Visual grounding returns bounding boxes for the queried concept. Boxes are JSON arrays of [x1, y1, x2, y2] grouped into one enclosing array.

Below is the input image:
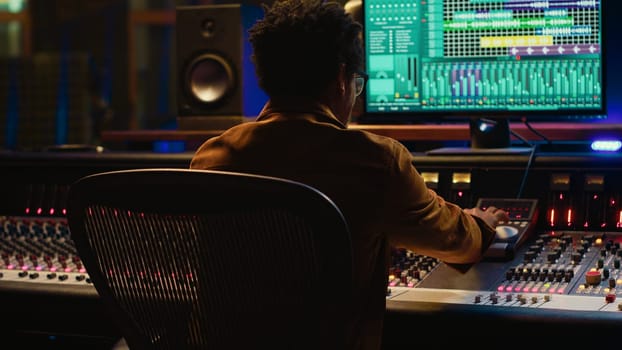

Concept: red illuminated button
[[585, 270, 602, 285]]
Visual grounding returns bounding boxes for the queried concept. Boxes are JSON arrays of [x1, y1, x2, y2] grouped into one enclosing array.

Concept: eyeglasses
[[353, 71, 368, 97]]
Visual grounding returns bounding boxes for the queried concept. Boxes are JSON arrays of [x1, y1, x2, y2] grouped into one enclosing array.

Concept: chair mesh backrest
[[67, 169, 354, 350]]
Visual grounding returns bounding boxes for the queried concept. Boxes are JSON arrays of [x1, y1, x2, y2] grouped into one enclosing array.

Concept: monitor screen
[[360, 0, 606, 125]]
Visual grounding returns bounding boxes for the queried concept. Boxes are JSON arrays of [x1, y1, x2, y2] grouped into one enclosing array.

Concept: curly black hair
[[248, 0, 363, 98]]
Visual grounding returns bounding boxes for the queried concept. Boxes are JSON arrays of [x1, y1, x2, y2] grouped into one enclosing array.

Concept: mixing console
[[0, 215, 96, 295], [4, 201, 622, 313], [389, 230, 622, 310], [387, 198, 622, 324], [2, 151, 622, 347]]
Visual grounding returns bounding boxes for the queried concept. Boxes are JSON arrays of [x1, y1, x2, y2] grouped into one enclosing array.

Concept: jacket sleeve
[[382, 141, 497, 265]]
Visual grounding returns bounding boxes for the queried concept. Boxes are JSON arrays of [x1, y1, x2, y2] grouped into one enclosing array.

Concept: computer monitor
[[360, 0, 606, 151]]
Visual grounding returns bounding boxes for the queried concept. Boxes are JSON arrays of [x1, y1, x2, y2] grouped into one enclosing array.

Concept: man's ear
[[337, 63, 347, 95]]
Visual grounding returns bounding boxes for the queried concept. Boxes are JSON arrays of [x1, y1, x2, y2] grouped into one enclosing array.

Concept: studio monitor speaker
[[176, 4, 267, 130]]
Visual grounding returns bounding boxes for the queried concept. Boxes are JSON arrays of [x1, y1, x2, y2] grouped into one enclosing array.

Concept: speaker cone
[[187, 53, 235, 105]]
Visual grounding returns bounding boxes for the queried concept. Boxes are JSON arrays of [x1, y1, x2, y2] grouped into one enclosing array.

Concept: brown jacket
[[190, 99, 496, 349]]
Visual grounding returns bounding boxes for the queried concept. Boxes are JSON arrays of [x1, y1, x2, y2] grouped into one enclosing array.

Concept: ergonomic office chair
[[66, 168, 354, 350]]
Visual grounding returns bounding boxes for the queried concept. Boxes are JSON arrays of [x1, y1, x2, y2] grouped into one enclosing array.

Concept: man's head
[[248, 0, 364, 123]]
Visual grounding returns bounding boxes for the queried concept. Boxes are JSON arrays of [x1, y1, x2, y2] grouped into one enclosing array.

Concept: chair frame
[[67, 168, 354, 349]]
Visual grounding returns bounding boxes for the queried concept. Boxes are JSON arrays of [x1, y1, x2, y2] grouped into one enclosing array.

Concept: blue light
[[591, 140, 622, 152], [153, 141, 186, 153]]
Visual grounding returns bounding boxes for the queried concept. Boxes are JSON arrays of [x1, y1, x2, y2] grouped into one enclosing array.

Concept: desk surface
[[100, 122, 622, 143]]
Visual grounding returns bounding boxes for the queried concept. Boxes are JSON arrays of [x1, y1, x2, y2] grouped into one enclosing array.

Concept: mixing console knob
[[531, 269, 540, 281], [609, 278, 616, 289], [505, 294, 513, 302], [585, 270, 602, 285], [615, 260, 621, 269], [564, 270, 573, 283], [598, 259, 604, 268], [547, 270, 556, 282], [474, 294, 482, 303], [539, 270, 548, 282], [603, 268, 610, 279], [524, 251, 537, 262], [572, 252, 583, 263]]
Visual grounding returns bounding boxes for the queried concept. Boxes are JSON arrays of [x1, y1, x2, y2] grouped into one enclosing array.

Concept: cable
[[510, 118, 537, 199], [516, 145, 536, 199], [521, 117, 552, 145], [510, 128, 533, 148]]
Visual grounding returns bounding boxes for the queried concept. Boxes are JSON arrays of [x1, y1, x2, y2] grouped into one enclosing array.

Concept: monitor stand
[[427, 118, 533, 155]]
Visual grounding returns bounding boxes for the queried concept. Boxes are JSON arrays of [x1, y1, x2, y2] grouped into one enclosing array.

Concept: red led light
[[548, 208, 556, 226]]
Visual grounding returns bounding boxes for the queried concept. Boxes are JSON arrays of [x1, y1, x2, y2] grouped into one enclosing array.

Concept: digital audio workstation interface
[[364, 0, 603, 116]]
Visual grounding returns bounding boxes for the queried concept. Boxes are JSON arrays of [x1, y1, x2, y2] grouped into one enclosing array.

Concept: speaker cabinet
[[176, 4, 267, 130]]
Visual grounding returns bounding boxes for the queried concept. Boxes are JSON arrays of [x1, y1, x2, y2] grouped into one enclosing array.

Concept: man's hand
[[464, 206, 510, 229]]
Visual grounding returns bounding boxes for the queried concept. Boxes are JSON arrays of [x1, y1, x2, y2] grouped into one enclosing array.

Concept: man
[[190, 0, 509, 349]]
